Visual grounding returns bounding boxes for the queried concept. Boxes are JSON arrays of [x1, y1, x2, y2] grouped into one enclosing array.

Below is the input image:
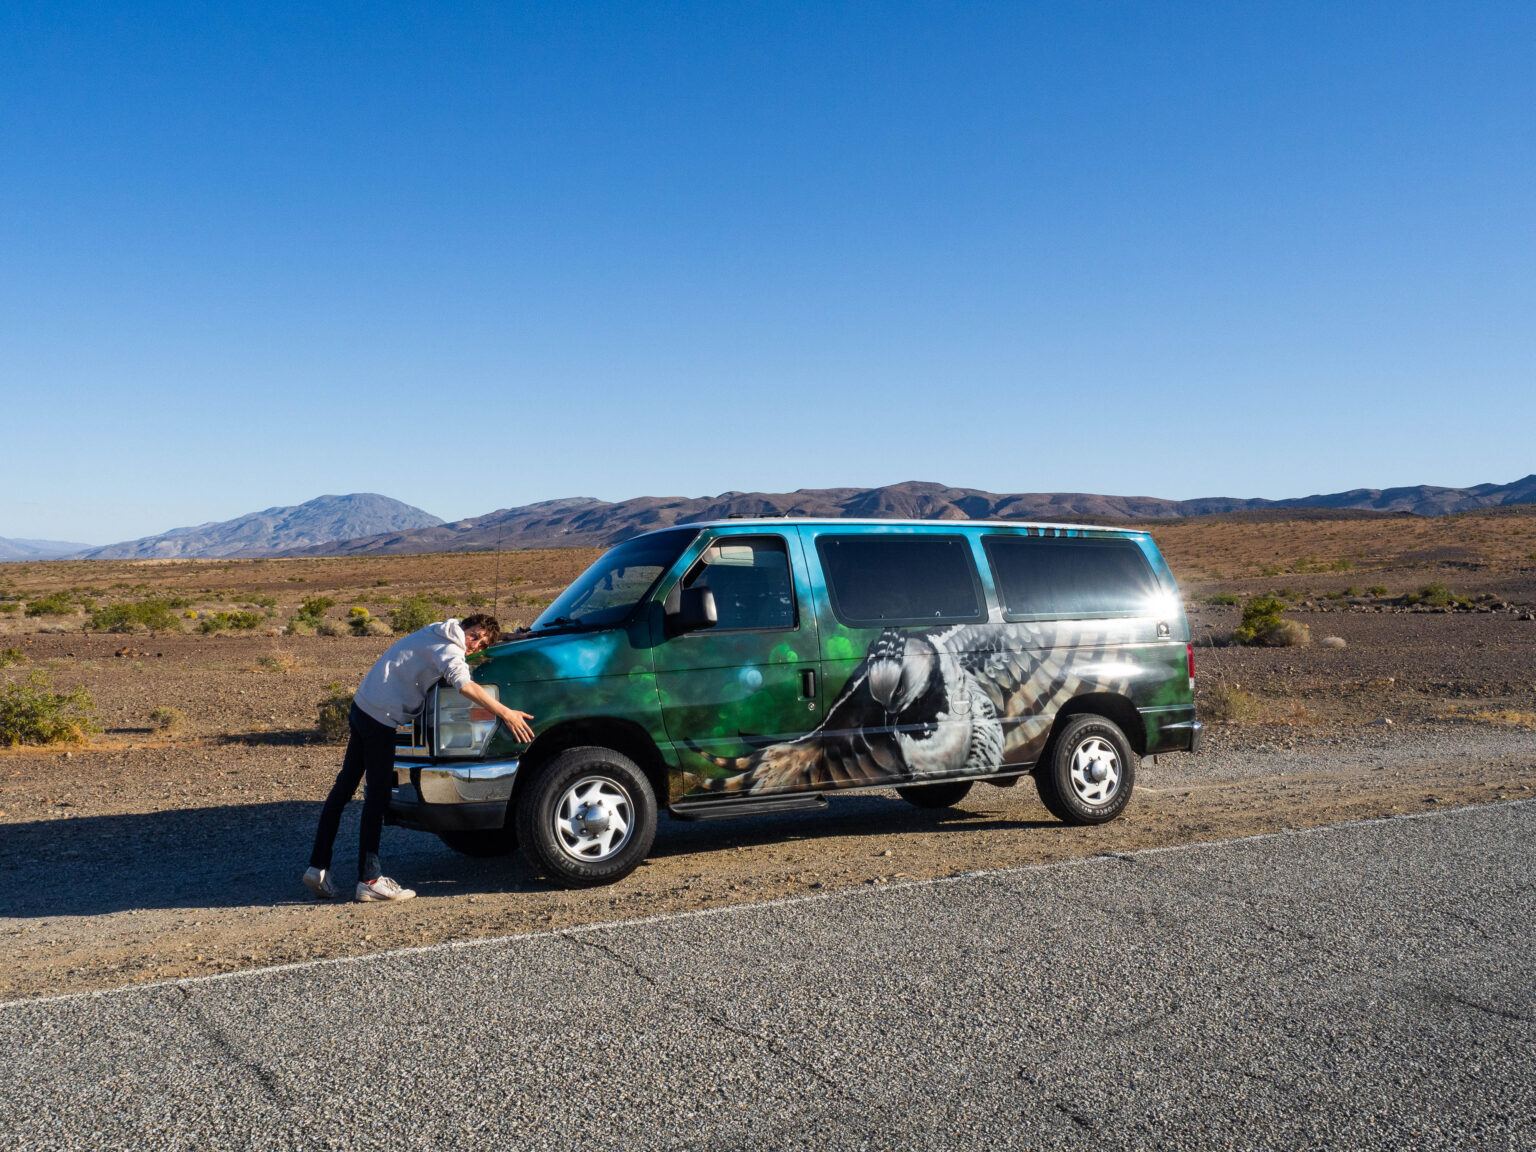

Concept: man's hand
[[459, 682, 535, 743], [497, 707, 535, 744]]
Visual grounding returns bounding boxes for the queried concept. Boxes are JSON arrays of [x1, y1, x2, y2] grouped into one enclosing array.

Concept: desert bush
[[1206, 684, 1260, 723], [197, 610, 262, 633], [246, 595, 278, 609], [465, 592, 488, 608], [316, 682, 354, 743], [1232, 595, 1287, 645], [0, 602, 18, 614], [0, 647, 24, 667], [1403, 582, 1467, 608], [388, 595, 436, 634], [1329, 558, 1353, 571], [25, 591, 77, 617], [148, 705, 186, 733], [0, 671, 97, 746], [359, 617, 391, 637], [255, 652, 299, 673], [300, 596, 336, 618], [285, 615, 316, 635], [1267, 619, 1311, 647], [1320, 636, 1347, 649], [1367, 585, 1389, 597], [90, 598, 184, 633], [347, 605, 369, 618]]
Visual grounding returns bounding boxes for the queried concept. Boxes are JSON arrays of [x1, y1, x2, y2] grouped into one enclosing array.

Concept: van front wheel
[[516, 746, 657, 888], [1035, 715, 1136, 825]]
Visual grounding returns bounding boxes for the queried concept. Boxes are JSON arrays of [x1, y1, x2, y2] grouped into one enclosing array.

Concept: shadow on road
[[0, 792, 1055, 919]]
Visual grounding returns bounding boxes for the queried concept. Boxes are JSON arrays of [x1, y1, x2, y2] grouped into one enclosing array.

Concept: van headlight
[[434, 684, 500, 758]]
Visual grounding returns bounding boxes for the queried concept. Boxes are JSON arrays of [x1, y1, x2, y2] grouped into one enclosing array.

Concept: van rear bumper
[[1159, 719, 1204, 753], [1139, 707, 1203, 754]]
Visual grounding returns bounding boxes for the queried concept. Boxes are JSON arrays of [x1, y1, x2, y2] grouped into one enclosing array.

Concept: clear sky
[[2, 2, 1532, 544]]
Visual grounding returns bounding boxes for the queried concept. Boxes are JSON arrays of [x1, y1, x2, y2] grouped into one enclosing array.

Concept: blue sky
[[2, 2, 1532, 544]]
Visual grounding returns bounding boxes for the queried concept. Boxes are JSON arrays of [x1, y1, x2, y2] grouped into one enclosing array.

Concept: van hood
[[473, 625, 642, 686]]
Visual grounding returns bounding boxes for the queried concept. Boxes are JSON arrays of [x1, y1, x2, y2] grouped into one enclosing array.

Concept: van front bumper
[[385, 757, 519, 833]]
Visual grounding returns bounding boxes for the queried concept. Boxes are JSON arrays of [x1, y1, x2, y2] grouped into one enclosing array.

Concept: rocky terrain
[[1, 505, 1533, 1000]]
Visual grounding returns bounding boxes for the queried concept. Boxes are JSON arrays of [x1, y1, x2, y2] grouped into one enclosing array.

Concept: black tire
[[516, 746, 657, 888], [1035, 714, 1137, 825], [437, 826, 516, 858], [896, 780, 974, 809]]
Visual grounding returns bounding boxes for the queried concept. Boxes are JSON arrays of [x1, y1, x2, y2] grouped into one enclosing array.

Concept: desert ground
[[2, 507, 1534, 1001]]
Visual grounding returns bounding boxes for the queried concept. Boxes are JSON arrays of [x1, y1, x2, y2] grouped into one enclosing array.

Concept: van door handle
[[800, 669, 816, 698]]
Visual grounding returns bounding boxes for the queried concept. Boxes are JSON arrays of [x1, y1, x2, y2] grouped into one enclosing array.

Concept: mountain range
[[287, 474, 1536, 556], [0, 537, 98, 562], [74, 494, 443, 560], [8, 475, 1534, 561]]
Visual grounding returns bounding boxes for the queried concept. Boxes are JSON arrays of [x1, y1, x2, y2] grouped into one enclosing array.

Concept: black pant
[[309, 703, 397, 881]]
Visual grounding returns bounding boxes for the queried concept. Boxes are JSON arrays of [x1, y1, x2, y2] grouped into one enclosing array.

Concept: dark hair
[[460, 613, 502, 643]]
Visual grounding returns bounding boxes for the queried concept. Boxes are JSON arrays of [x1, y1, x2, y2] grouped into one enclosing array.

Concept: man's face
[[464, 627, 493, 655]]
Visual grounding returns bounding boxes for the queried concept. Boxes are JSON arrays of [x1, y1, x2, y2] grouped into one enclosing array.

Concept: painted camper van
[[388, 519, 1201, 887]]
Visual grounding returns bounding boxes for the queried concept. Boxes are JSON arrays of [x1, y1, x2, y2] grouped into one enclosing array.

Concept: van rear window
[[816, 535, 985, 627], [983, 535, 1162, 619]]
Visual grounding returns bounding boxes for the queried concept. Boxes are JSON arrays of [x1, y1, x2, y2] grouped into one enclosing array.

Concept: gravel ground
[[2, 724, 1534, 1002], [1, 800, 1531, 1151]]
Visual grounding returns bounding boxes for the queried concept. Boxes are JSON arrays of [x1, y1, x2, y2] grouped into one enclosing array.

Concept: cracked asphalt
[[2, 801, 1533, 1151]]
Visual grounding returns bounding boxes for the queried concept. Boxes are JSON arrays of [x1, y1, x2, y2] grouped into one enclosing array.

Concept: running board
[[669, 794, 829, 821]]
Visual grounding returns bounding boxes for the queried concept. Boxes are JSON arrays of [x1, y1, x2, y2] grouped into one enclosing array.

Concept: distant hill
[[75, 494, 444, 560], [283, 475, 1536, 556], [0, 536, 97, 562]]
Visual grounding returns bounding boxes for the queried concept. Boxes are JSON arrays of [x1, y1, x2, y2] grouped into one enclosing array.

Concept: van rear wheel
[[896, 780, 973, 808], [1035, 714, 1136, 825], [516, 746, 657, 888]]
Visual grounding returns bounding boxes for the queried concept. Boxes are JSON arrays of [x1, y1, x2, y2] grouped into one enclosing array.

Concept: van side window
[[816, 535, 985, 626], [984, 535, 1162, 619], [681, 535, 797, 631]]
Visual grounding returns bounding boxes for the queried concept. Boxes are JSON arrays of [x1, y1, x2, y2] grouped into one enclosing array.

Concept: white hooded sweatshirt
[[353, 619, 473, 728]]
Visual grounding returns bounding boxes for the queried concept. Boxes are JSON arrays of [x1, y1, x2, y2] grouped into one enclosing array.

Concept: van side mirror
[[668, 586, 718, 636]]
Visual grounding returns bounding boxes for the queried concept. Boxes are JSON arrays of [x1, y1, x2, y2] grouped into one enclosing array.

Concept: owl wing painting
[[686, 622, 1137, 797]]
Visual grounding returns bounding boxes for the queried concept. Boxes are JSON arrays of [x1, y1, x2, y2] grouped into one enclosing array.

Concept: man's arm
[[458, 680, 535, 744]]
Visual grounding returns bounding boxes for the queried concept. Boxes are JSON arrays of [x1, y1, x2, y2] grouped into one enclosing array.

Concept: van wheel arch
[[1042, 693, 1145, 760], [515, 718, 669, 808]]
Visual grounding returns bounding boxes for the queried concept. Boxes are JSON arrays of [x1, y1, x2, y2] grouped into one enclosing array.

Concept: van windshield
[[530, 528, 700, 631]]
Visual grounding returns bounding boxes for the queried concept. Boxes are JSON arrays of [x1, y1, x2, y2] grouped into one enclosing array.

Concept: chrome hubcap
[[1068, 737, 1121, 806], [554, 776, 634, 862]]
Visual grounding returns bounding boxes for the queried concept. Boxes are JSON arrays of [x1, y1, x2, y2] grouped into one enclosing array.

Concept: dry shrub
[[1467, 709, 1536, 729], [1320, 635, 1347, 649], [0, 671, 97, 746], [317, 682, 354, 742], [1205, 684, 1260, 723], [315, 619, 344, 638], [148, 705, 186, 733], [1267, 619, 1311, 647], [255, 651, 299, 673]]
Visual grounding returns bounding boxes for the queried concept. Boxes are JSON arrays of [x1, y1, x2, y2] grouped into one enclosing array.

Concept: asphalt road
[[2, 802, 1532, 1152]]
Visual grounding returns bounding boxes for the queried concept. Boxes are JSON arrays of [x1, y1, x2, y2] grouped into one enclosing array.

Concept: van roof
[[646, 517, 1151, 536]]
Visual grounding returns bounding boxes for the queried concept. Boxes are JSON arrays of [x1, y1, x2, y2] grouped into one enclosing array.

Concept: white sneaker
[[356, 876, 416, 902], [302, 866, 336, 899]]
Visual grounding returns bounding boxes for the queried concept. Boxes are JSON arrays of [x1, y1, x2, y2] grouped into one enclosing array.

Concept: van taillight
[[1187, 643, 1195, 682]]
